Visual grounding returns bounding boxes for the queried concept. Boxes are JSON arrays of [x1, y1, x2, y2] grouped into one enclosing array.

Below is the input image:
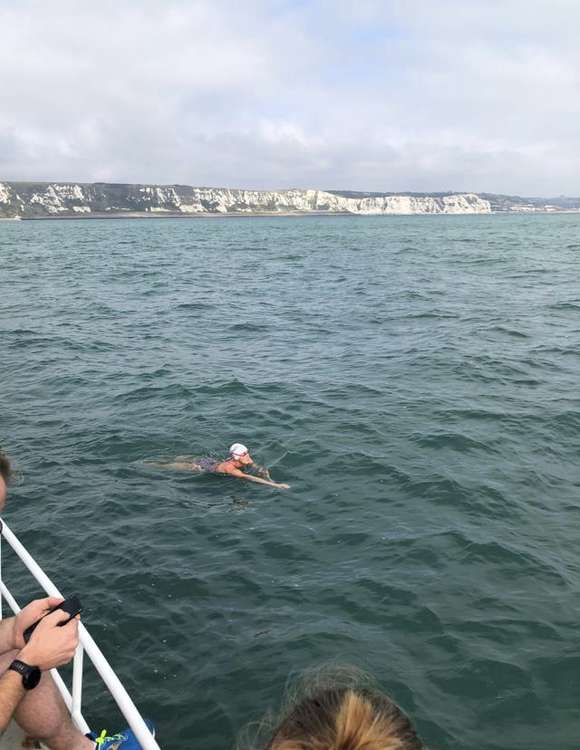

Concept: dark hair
[[0, 450, 10, 484], [241, 667, 424, 750]]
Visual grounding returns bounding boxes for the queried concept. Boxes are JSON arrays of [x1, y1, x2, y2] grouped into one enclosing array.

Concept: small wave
[[410, 431, 497, 454], [113, 383, 192, 402], [2, 328, 38, 336], [140, 365, 173, 380], [404, 312, 460, 320], [176, 302, 216, 311], [505, 268, 550, 278], [400, 290, 431, 300], [533, 345, 580, 358], [410, 477, 471, 508], [487, 325, 530, 339], [192, 378, 252, 396], [356, 578, 417, 605], [462, 541, 570, 586], [548, 301, 580, 311], [429, 657, 533, 698], [327, 531, 372, 547], [443, 408, 511, 423], [544, 410, 580, 437], [228, 322, 271, 332]]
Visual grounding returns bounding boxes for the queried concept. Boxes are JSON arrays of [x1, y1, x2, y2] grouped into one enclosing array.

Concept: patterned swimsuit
[[197, 457, 221, 473]]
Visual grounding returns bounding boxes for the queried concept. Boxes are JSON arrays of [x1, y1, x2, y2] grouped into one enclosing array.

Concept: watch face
[[23, 666, 41, 690]]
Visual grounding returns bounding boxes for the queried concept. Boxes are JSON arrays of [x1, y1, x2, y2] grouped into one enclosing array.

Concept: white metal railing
[[0, 517, 160, 750]]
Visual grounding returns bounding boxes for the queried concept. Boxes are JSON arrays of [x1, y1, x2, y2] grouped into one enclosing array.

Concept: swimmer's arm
[[229, 468, 289, 490]]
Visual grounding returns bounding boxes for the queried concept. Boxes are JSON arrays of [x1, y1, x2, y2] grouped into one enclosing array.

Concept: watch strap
[[9, 659, 33, 677], [9, 659, 40, 689]]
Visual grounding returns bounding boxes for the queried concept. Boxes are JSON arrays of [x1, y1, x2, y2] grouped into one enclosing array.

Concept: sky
[[0, 0, 579, 195]]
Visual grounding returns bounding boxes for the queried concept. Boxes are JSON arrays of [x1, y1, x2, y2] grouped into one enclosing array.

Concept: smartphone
[[23, 595, 82, 643]]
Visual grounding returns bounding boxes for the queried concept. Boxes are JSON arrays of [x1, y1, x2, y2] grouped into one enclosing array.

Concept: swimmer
[[152, 443, 290, 490]]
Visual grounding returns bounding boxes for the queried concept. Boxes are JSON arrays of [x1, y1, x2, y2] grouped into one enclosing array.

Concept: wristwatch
[[9, 659, 41, 690]]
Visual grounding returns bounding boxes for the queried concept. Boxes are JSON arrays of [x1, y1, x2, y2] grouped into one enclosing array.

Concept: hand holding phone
[[23, 595, 82, 643]]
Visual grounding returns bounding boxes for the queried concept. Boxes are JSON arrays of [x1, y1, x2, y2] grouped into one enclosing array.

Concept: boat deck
[[0, 722, 45, 749]]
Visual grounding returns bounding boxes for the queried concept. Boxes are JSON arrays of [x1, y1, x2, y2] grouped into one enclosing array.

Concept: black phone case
[[23, 595, 82, 643]]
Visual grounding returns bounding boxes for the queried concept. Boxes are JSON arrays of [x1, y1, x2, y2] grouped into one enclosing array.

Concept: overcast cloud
[[1, 0, 579, 194]]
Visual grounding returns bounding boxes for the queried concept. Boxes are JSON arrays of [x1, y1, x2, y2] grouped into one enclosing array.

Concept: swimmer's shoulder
[[214, 459, 233, 474]]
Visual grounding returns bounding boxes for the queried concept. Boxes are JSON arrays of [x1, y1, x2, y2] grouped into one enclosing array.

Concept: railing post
[[72, 644, 84, 729], [0, 518, 160, 749]]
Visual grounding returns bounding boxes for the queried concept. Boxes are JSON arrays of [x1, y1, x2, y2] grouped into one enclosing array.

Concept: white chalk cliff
[[0, 182, 492, 217]]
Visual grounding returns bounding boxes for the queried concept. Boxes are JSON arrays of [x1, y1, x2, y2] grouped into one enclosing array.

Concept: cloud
[[0, 0, 579, 194]]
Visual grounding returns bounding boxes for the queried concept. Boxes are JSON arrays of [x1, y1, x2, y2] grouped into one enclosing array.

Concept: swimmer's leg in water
[[146, 461, 202, 472]]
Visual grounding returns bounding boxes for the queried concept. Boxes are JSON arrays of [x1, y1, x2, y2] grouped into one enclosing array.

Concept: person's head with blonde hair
[[245, 667, 424, 750]]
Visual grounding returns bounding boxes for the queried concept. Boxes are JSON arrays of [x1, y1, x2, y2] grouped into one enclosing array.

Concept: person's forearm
[[243, 474, 279, 487], [0, 670, 25, 733], [0, 617, 15, 653]]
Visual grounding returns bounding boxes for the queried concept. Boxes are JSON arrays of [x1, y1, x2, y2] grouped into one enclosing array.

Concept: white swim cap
[[229, 443, 249, 458]]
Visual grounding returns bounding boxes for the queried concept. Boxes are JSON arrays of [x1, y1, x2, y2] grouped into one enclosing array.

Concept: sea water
[[1, 214, 580, 750]]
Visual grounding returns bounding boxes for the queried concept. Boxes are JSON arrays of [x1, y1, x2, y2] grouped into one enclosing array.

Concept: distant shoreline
[[17, 209, 580, 221], [20, 210, 347, 221], [3, 181, 580, 218]]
